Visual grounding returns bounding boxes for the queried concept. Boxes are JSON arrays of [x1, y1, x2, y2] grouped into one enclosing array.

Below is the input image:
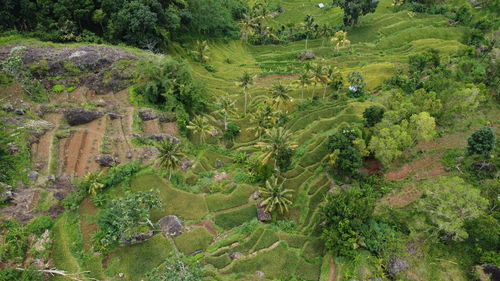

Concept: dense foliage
[[467, 127, 496, 157], [327, 125, 366, 176], [93, 190, 161, 251], [145, 254, 203, 281]]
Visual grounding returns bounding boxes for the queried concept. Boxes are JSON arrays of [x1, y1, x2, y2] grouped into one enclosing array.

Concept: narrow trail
[[328, 257, 336, 281]]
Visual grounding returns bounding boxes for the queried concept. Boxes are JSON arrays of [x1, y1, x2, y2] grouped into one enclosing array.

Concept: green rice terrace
[[0, 0, 499, 280]]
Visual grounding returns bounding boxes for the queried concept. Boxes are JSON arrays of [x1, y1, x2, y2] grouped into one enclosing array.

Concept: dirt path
[[58, 116, 107, 177], [328, 257, 336, 281], [31, 113, 62, 176]]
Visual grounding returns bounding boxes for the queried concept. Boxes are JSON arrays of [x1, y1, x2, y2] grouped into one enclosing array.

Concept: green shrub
[[26, 215, 53, 235], [51, 84, 65, 93], [206, 185, 255, 212]]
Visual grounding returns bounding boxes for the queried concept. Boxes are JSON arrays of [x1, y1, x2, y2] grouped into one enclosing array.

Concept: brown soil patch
[[142, 119, 161, 134], [51, 86, 88, 104], [193, 219, 218, 236], [254, 74, 298, 88], [161, 122, 179, 136], [78, 197, 98, 251], [386, 153, 446, 181], [379, 185, 423, 208], [58, 116, 107, 177]]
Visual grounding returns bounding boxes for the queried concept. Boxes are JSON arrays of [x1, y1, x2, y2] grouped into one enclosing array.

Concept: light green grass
[[206, 184, 256, 212], [214, 204, 258, 229], [173, 227, 214, 255]]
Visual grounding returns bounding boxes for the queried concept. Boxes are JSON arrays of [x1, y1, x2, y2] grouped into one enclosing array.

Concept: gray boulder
[[180, 157, 194, 171], [138, 108, 159, 121], [28, 171, 39, 181], [2, 103, 14, 112], [8, 143, 19, 155], [388, 256, 409, 276], [64, 108, 103, 126], [95, 154, 120, 167], [230, 252, 243, 260], [257, 203, 272, 222], [133, 133, 180, 143], [157, 215, 184, 237], [298, 50, 316, 61]]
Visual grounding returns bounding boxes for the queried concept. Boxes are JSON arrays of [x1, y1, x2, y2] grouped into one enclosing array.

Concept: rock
[[64, 108, 103, 126], [215, 159, 224, 168], [118, 273, 124, 278], [7, 143, 19, 154], [15, 108, 25, 115], [257, 204, 272, 222], [2, 116, 25, 126], [106, 111, 123, 119], [126, 151, 133, 159], [28, 171, 39, 181], [180, 157, 194, 171], [388, 256, 409, 276], [340, 184, 352, 190], [24, 119, 55, 137], [159, 113, 177, 123], [455, 156, 464, 163], [212, 171, 230, 182], [2, 103, 14, 112], [95, 154, 120, 167], [139, 146, 160, 161], [138, 108, 159, 121], [47, 175, 56, 182], [252, 191, 261, 200], [191, 250, 204, 256], [298, 50, 315, 61], [133, 133, 180, 143], [230, 252, 243, 260], [123, 230, 154, 244], [157, 215, 184, 237], [255, 271, 265, 277], [481, 264, 500, 281]]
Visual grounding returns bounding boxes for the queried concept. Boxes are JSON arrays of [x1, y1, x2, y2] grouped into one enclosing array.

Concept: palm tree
[[259, 176, 293, 214], [238, 72, 255, 116], [311, 64, 326, 98], [269, 83, 292, 112], [302, 15, 318, 51], [157, 138, 184, 180], [215, 95, 236, 130], [187, 115, 214, 144], [249, 104, 275, 139], [255, 127, 297, 168], [296, 71, 312, 99], [84, 171, 104, 196], [192, 40, 210, 63], [318, 24, 331, 47], [331, 30, 350, 52]]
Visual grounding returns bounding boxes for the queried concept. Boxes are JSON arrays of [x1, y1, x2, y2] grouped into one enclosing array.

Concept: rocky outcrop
[[388, 256, 409, 276], [64, 108, 103, 126], [123, 230, 155, 245], [298, 50, 315, 61], [138, 108, 159, 121], [157, 215, 184, 237], [180, 157, 194, 171], [132, 133, 180, 143], [257, 203, 272, 222], [95, 154, 120, 167]]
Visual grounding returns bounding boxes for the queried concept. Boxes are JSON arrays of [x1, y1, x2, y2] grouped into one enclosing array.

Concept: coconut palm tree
[[238, 72, 255, 116], [311, 64, 326, 98], [187, 115, 214, 144], [296, 70, 312, 99], [249, 104, 275, 139], [214, 95, 237, 130], [331, 30, 350, 52], [302, 15, 318, 51], [259, 175, 293, 214], [84, 171, 104, 196], [255, 127, 297, 168], [156, 138, 184, 180], [269, 83, 292, 112], [318, 24, 331, 47]]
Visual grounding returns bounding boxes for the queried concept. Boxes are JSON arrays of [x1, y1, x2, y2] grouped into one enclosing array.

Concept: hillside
[[0, 0, 499, 281]]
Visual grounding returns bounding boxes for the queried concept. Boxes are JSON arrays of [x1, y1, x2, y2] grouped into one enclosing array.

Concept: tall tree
[[418, 176, 488, 241], [255, 127, 297, 170], [302, 15, 318, 51], [238, 72, 255, 116], [296, 70, 312, 99], [187, 115, 214, 144], [467, 127, 496, 157], [214, 95, 237, 131], [156, 138, 184, 180], [269, 83, 292, 112], [259, 176, 293, 214], [332, 0, 379, 26]]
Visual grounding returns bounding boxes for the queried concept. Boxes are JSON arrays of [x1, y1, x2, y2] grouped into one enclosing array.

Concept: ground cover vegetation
[[0, 0, 499, 280]]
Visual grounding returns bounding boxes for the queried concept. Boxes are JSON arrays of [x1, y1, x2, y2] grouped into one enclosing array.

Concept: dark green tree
[[327, 125, 365, 176], [467, 127, 496, 157], [332, 0, 379, 26], [320, 187, 375, 258], [363, 105, 385, 127]]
